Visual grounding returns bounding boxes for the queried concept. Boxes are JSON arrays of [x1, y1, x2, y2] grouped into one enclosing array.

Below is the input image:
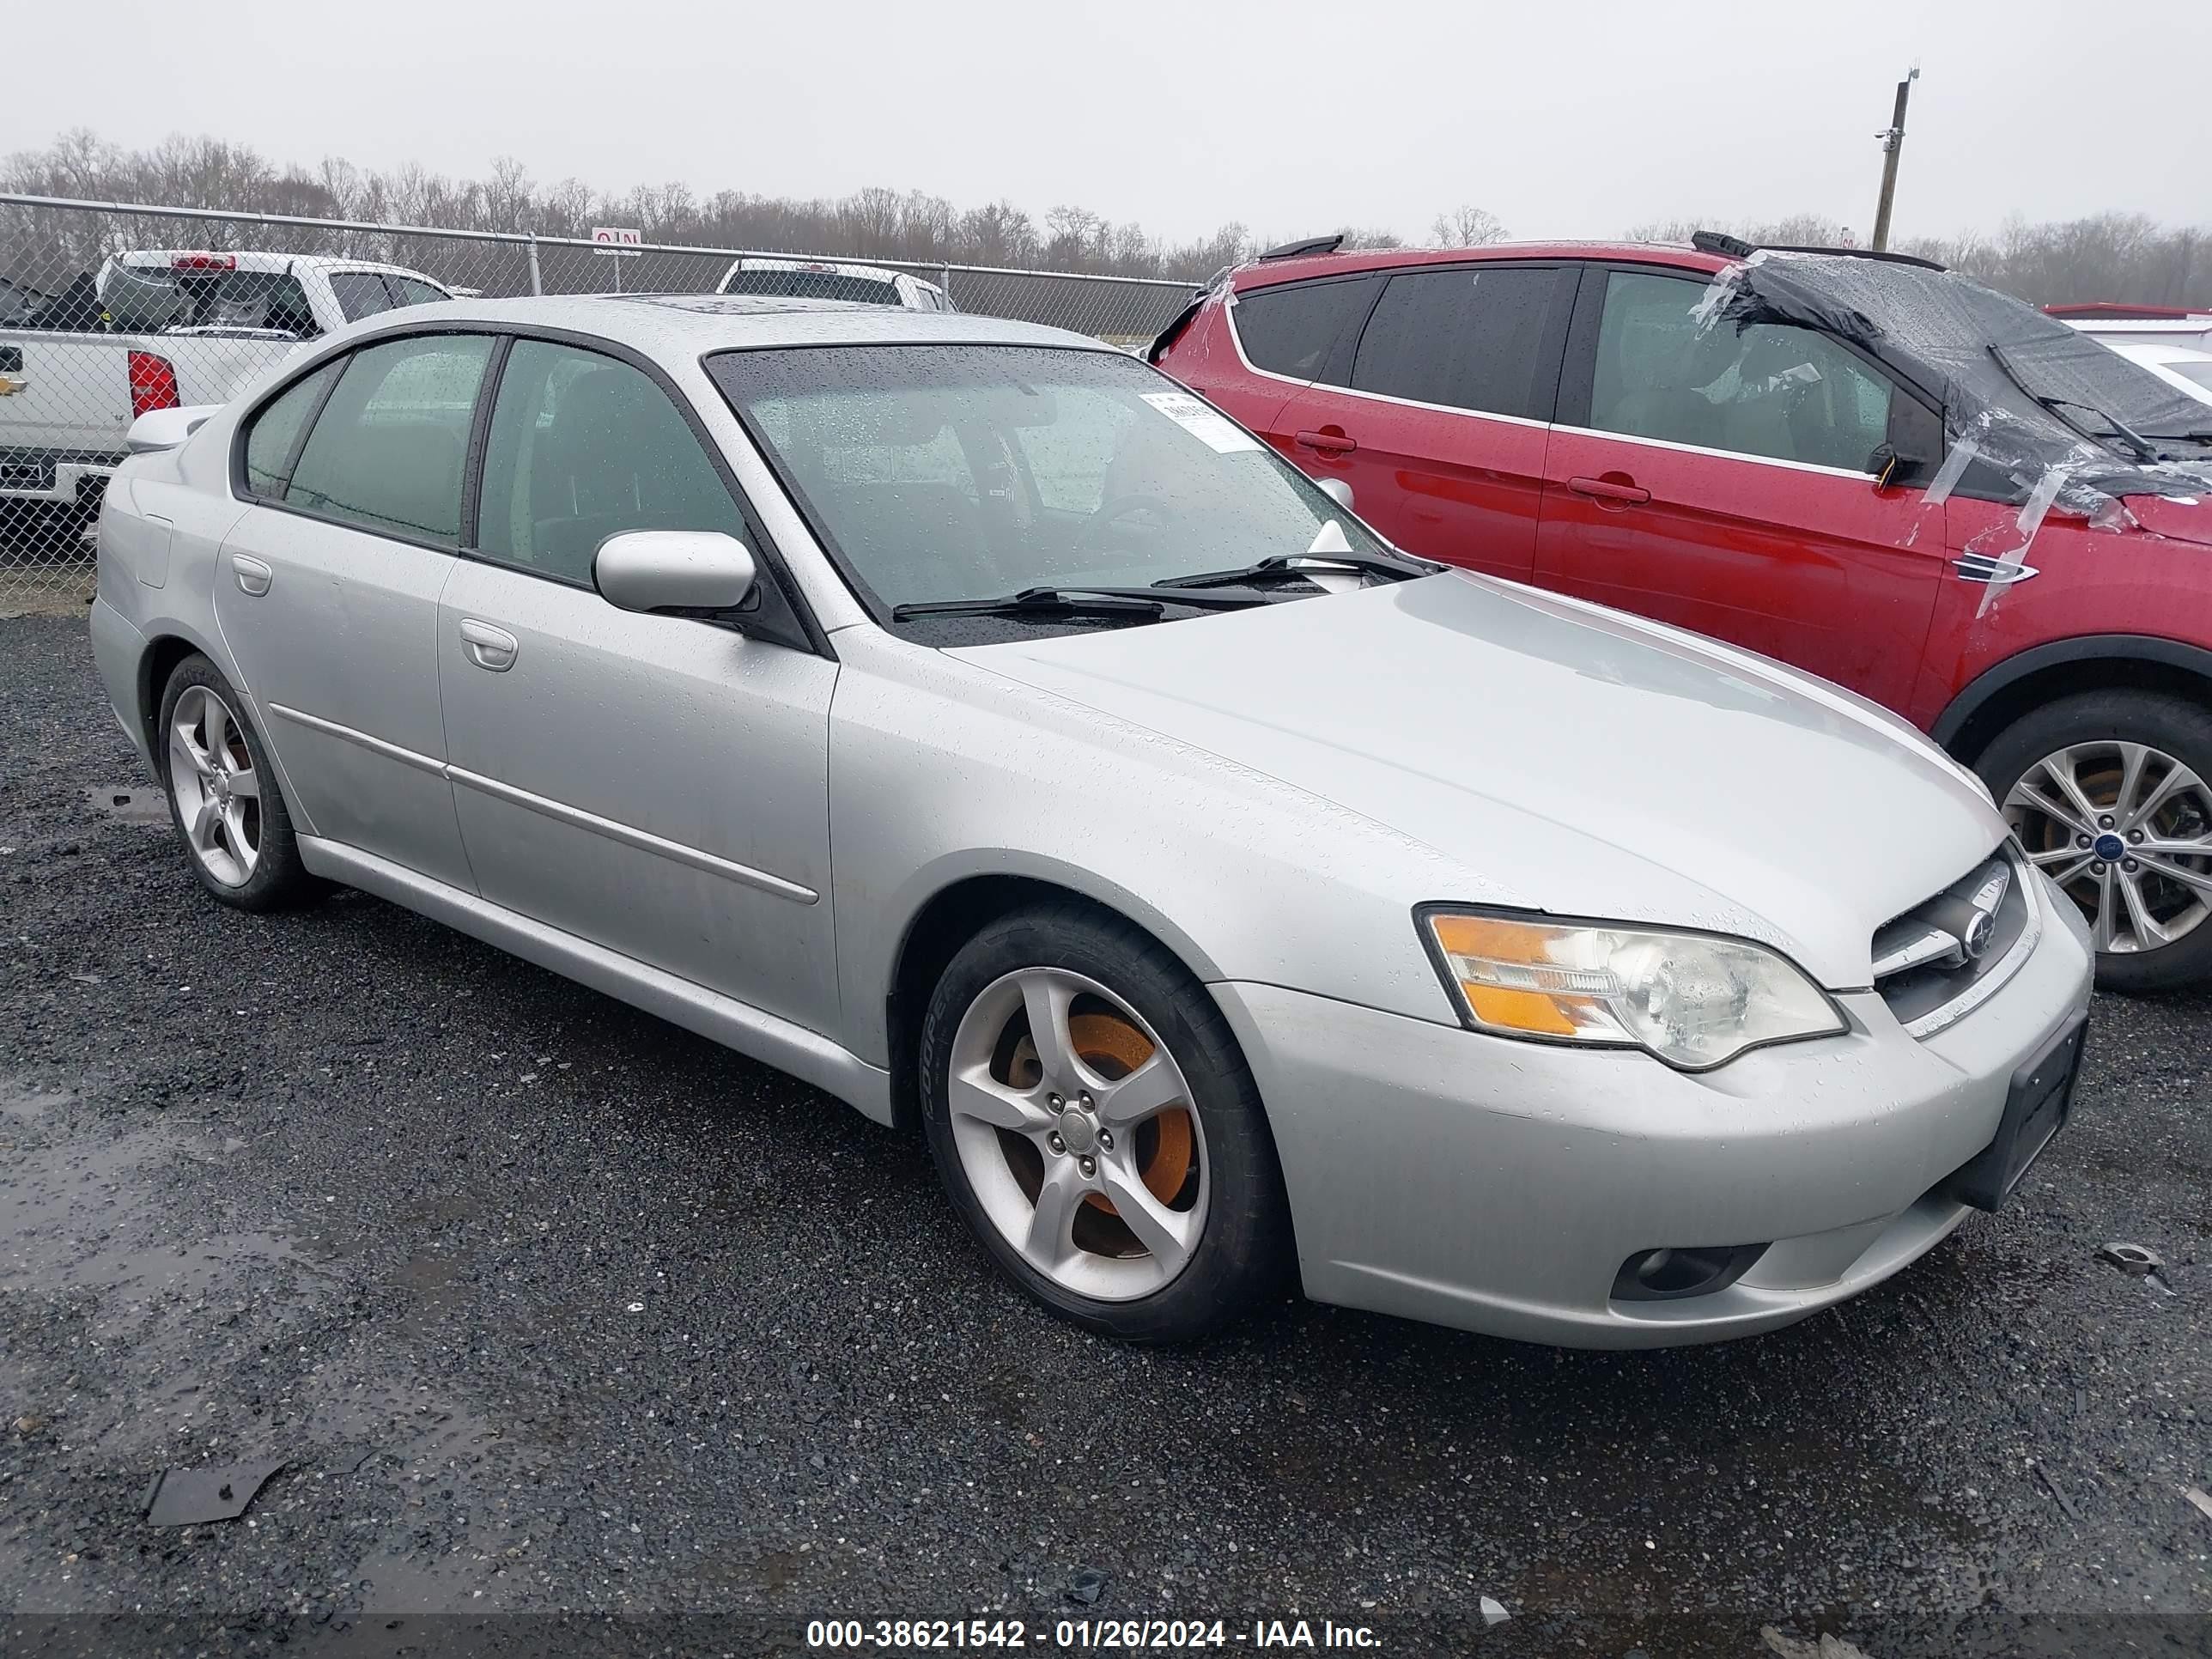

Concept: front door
[[434, 337, 841, 1031], [1534, 265, 1944, 715], [215, 332, 496, 890]]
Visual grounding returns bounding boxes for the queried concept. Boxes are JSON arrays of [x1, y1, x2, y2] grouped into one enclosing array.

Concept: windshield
[[725, 269, 904, 306], [708, 344, 1393, 616]]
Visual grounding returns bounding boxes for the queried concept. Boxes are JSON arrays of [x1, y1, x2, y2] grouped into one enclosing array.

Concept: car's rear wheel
[[156, 653, 318, 911], [1978, 689, 2212, 992], [918, 903, 1288, 1341]]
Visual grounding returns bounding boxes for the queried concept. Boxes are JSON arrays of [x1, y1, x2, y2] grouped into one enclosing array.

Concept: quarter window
[[283, 334, 495, 546], [388, 276, 450, 308], [475, 339, 745, 584], [1231, 278, 1378, 381], [1590, 270, 1895, 472], [240, 361, 342, 499], [1348, 266, 1563, 419]]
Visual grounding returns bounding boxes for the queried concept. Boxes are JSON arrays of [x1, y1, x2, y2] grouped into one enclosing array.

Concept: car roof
[[1227, 240, 1731, 290], [2104, 337, 2212, 368], [354, 292, 1108, 356], [116, 249, 441, 283]]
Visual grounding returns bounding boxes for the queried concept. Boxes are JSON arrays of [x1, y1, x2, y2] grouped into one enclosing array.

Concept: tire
[[918, 902, 1291, 1341], [155, 653, 320, 912], [1976, 688, 2212, 993]]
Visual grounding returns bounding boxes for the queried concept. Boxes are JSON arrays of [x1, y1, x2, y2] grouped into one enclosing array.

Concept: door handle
[[1295, 428, 1357, 454], [231, 555, 273, 597], [458, 618, 520, 672], [1567, 475, 1651, 506]]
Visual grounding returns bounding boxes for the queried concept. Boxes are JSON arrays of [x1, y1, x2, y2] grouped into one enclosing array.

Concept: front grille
[[1872, 846, 2039, 1038]]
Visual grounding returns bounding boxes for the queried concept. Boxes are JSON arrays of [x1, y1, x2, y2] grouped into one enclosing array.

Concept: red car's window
[[1591, 270, 1893, 472], [1231, 277, 1376, 380], [1348, 266, 1562, 420]]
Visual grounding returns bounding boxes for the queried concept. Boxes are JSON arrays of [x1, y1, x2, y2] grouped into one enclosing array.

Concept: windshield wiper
[[891, 585, 1263, 621], [1154, 551, 1432, 590], [1987, 344, 2159, 463]]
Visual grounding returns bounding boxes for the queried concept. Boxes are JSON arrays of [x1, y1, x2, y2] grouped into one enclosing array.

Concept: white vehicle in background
[[0, 250, 452, 514], [715, 256, 953, 311], [2086, 337, 2212, 408], [2048, 304, 2212, 356]]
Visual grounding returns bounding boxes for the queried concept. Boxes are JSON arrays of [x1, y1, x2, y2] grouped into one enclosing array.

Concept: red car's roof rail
[[1257, 234, 1346, 260], [1690, 229, 1946, 271]]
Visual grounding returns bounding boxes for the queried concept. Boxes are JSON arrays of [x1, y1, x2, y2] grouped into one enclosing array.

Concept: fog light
[[1612, 1243, 1768, 1303]]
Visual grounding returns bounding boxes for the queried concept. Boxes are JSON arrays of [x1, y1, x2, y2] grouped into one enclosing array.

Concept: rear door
[[1534, 264, 1945, 715], [1208, 272, 1383, 453], [1269, 262, 1577, 580], [214, 332, 494, 891]]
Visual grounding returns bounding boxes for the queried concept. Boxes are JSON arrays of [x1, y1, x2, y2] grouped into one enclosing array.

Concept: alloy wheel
[[2006, 739, 2212, 955], [945, 967, 1207, 1302], [167, 684, 263, 888]]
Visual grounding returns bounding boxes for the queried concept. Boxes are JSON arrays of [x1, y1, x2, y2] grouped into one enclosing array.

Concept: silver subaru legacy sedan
[[89, 295, 2094, 1346]]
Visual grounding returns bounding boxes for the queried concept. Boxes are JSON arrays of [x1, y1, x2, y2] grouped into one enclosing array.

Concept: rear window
[[1231, 277, 1376, 380], [1349, 266, 1566, 420], [724, 268, 903, 306], [99, 264, 320, 337]]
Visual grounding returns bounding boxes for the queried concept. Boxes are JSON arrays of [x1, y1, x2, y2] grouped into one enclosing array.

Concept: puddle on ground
[[1, 1076, 70, 1121], [85, 785, 168, 827]]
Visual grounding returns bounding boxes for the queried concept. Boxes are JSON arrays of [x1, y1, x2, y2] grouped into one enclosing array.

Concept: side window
[[240, 361, 342, 499], [1590, 270, 1894, 472], [328, 272, 395, 322], [388, 276, 450, 308], [284, 334, 495, 546], [476, 339, 745, 584], [1231, 278, 1377, 381], [1349, 266, 1563, 418]]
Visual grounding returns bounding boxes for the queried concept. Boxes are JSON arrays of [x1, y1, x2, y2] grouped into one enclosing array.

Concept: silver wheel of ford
[[944, 966, 1208, 1303], [2007, 738, 2212, 955], [167, 682, 263, 889]]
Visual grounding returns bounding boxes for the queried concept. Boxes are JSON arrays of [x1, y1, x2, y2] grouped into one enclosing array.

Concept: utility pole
[[1870, 64, 1921, 252]]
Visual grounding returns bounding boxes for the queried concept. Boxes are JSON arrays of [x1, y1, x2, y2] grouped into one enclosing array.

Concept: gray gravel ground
[[1, 614, 2207, 1657]]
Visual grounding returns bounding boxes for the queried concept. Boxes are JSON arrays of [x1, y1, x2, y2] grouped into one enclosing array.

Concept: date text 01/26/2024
[[804, 1618, 1385, 1650]]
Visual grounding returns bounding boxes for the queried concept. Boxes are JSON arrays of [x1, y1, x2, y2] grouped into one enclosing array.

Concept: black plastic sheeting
[[1698, 252, 2212, 514]]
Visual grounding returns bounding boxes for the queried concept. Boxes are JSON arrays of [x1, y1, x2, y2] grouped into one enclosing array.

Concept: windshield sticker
[[1141, 391, 1261, 454]]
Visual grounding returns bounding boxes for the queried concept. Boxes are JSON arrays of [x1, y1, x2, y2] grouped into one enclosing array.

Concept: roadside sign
[[589, 226, 643, 293]]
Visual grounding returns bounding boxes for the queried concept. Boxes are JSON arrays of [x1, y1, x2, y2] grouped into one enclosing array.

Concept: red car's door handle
[[1567, 475, 1650, 505], [1295, 428, 1358, 454]]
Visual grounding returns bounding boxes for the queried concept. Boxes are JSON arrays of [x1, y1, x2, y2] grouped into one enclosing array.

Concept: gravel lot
[[2, 613, 2207, 1656]]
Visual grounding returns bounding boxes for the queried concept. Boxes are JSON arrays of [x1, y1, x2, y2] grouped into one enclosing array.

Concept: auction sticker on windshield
[[1140, 390, 1260, 454]]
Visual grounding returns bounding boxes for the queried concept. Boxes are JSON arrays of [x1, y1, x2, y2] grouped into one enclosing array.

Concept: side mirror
[[594, 531, 757, 616], [1868, 442, 1931, 492], [1316, 477, 1355, 512]]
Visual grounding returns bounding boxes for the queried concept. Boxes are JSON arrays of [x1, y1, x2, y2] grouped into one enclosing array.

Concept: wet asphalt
[[0, 613, 2206, 1658]]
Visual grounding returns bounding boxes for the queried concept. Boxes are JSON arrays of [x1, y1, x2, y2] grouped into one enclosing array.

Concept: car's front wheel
[[1979, 689, 2212, 992], [918, 903, 1289, 1341], [156, 653, 319, 911]]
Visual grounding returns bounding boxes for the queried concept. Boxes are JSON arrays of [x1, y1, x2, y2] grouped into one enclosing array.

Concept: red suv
[[1153, 233, 2212, 990]]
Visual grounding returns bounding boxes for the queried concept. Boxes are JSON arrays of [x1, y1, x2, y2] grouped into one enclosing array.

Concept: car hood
[[950, 572, 2008, 988]]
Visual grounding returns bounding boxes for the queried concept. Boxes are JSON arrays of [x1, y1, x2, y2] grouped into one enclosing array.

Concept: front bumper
[[1212, 882, 2094, 1348]]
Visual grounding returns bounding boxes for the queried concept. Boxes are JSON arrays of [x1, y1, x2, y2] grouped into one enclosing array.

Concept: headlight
[[1418, 908, 1845, 1071]]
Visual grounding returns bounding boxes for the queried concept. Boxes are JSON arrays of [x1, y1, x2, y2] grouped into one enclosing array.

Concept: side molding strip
[[267, 702, 817, 904]]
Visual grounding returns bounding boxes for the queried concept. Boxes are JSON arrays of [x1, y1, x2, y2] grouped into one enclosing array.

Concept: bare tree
[[1430, 205, 1508, 246]]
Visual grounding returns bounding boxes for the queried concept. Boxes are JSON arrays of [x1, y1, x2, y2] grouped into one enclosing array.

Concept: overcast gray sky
[[6, 0, 2207, 246]]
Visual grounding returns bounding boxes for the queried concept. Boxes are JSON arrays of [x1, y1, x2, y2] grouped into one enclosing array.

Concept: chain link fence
[[0, 193, 1200, 599]]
